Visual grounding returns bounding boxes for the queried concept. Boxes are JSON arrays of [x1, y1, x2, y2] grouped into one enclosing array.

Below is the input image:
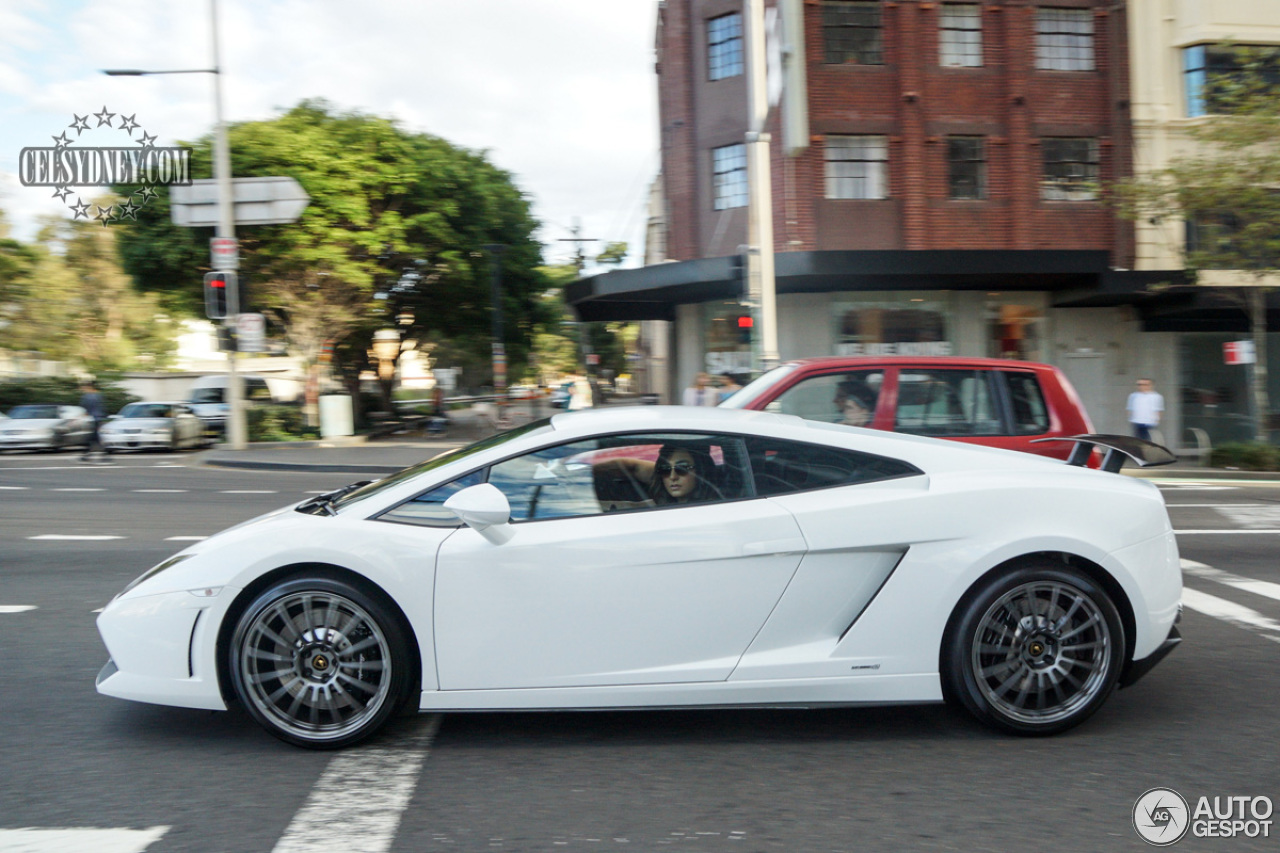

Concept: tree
[[1116, 46, 1280, 442], [115, 100, 547, 416]]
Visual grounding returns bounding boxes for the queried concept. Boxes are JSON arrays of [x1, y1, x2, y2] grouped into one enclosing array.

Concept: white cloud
[[2, 0, 661, 269]]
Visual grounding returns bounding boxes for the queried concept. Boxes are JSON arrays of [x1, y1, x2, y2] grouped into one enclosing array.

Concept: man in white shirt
[[1126, 378, 1164, 442], [682, 372, 720, 407]]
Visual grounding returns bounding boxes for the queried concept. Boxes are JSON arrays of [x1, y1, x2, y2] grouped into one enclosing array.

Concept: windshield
[[120, 403, 172, 419], [330, 417, 555, 510], [717, 363, 799, 409], [189, 388, 225, 404], [9, 405, 60, 419]]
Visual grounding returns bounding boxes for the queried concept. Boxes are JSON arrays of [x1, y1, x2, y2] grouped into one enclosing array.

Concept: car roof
[[782, 356, 1060, 371]]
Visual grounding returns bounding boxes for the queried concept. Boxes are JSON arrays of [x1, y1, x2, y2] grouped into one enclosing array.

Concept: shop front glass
[[985, 294, 1046, 361], [833, 292, 952, 356], [703, 302, 754, 377], [1180, 332, 1280, 445]]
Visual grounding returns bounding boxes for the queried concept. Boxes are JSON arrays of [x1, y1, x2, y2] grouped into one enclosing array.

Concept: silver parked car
[[0, 404, 94, 452], [100, 402, 207, 453]]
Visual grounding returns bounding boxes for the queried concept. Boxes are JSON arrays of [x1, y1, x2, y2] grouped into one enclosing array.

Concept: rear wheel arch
[[215, 562, 422, 708]]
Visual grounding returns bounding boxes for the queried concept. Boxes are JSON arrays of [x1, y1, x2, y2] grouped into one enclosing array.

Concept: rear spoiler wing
[[1030, 434, 1177, 473]]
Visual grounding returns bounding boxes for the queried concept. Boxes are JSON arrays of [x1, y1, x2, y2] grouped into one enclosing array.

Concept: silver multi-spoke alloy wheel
[[971, 580, 1112, 725], [230, 577, 410, 748], [944, 564, 1124, 735]]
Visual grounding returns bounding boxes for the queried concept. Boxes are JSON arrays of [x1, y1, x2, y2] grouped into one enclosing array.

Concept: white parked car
[[96, 407, 1182, 748], [100, 402, 206, 452], [0, 404, 94, 451]]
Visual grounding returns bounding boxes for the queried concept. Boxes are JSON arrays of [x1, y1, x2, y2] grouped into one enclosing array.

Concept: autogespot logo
[[1134, 788, 1190, 846], [18, 106, 192, 226]]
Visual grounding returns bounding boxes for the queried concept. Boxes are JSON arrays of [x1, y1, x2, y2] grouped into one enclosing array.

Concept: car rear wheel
[[943, 564, 1124, 735], [229, 576, 412, 749]]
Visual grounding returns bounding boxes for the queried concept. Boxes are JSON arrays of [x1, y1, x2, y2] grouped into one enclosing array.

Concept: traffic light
[[203, 271, 237, 320]]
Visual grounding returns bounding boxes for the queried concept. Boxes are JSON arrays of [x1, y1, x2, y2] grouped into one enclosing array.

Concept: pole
[[484, 245, 507, 414], [745, 0, 779, 372], [210, 0, 244, 449]]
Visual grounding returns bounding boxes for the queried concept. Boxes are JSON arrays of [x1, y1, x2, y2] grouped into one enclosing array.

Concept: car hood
[[2, 418, 63, 430], [105, 418, 171, 429]]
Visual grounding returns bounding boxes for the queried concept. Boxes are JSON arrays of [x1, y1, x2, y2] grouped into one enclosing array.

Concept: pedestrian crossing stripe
[[0, 827, 168, 853]]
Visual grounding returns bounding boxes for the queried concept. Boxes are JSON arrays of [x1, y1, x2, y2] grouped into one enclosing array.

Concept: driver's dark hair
[[649, 441, 721, 505]]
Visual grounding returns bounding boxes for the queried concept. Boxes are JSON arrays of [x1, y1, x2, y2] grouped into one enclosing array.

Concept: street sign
[[210, 237, 238, 270], [236, 312, 266, 353], [171, 176, 310, 226], [1224, 340, 1256, 365]]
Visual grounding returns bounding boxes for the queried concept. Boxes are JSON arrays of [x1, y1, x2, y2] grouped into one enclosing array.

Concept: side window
[[488, 433, 753, 522], [746, 436, 921, 497], [1003, 371, 1051, 435], [768, 370, 884, 427], [895, 369, 1000, 436], [380, 470, 486, 526]]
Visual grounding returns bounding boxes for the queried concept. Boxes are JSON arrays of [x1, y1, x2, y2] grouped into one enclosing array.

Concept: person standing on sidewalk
[[79, 380, 106, 461], [1126, 378, 1164, 442], [682, 373, 719, 407]]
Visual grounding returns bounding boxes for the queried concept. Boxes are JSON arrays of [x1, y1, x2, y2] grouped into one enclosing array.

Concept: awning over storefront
[[567, 250, 1191, 322]]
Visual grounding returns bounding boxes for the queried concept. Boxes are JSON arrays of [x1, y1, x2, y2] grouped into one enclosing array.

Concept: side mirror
[[444, 483, 514, 545]]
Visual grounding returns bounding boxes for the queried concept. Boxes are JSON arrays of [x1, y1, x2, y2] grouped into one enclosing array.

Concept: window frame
[[1040, 137, 1099, 201], [892, 368, 1004, 438], [822, 1, 884, 66], [707, 12, 744, 81], [713, 143, 749, 210], [946, 136, 986, 200], [824, 135, 889, 200], [1035, 7, 1095, 72], [939, 3, 982, 68]]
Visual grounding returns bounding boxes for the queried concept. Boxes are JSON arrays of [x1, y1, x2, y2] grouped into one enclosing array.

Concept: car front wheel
[[229, 576, 412, 748], [943, 564, 1124, 736]]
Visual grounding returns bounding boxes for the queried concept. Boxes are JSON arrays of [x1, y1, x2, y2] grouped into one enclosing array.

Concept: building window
[[713, 144, 748, 210], [823, 1, 883, 65], [1036, 8, 1094, 71], [939, 4, 982, 67], [947, 136, 985, 199], [1041, 138, 1098, 201], [825, 136, 888, 199], [1184, 44, 1280, 117], [835, 294, 952, 357], [708, 13, 744, 81]]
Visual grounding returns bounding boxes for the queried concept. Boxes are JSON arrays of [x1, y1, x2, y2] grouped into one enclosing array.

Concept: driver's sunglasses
[[657, 461, 695, 477]]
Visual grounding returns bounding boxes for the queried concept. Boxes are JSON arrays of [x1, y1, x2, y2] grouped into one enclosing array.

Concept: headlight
[[121, 553, 196, 595]]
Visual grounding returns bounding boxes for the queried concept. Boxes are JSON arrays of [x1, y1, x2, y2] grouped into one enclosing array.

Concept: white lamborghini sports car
[[96, 407, 1182, 748]]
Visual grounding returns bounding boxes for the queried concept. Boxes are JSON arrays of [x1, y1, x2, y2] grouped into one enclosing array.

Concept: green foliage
[[114, 99, 547, 385], [1209, 441, 1280, 470], [596, 241, 628, 266], [245, 404, 318, 442], [0, 376, 137, 414]]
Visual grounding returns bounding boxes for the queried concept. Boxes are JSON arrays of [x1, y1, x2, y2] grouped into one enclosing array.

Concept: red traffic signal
[[203, 271, 237, 320]]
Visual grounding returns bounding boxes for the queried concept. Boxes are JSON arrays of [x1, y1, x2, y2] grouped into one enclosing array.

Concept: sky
[[0, 0, 661, 272]]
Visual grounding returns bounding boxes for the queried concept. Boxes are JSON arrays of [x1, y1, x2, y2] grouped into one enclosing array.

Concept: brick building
[[568, 0, 1280, 446]]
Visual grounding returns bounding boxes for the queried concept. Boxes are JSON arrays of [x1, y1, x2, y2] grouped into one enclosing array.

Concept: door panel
[[434, 500, 806, 690]]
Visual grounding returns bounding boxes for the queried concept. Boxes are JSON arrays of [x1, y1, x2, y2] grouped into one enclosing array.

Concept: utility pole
[[745, 0, 779, 372], [482, 244, 507, 414], [558, 220, 599, 401]]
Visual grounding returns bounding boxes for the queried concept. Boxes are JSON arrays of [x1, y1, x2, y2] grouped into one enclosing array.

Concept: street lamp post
[[104, 0, 245, 448]]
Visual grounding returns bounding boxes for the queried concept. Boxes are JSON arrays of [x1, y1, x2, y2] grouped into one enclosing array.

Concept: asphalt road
[[1, 451, 1279, 852]]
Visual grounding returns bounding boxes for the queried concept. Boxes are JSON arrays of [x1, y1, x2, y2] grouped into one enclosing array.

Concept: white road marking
[[1158, 484, 1239, 491], [27, 535, 124, 541], [1182, 559, 1280, 604], [0, 605, 37, 613], [1174, 529, 1280, 534], [1181, 587, 1280, 644], [220, 490, 277, 494], [165, 536, 207, 541], [0, 485, 29, 490], [132, 489, 189, 493], [1214, 505, 1280, 528], [272, 716, 441, 853], [1165, 503, 1273, 508], [0, 827, 168, 852], [50, 487, 105, 492]]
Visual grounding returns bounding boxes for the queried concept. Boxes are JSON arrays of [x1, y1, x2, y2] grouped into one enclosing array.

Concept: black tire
[[942, 563, 1124, 736], [228, 575, 413, 749]]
